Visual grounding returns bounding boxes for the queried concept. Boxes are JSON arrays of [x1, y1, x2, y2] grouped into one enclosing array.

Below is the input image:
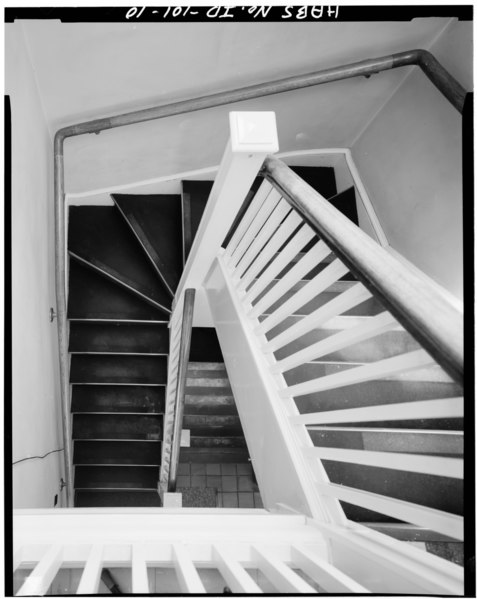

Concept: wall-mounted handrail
[[53, 49, 466, 504], [159, 288, 195, 496], [261, 155, 463, 385]]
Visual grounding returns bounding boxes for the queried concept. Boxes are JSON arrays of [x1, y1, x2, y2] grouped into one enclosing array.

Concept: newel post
[[174, 111, 279, 308]]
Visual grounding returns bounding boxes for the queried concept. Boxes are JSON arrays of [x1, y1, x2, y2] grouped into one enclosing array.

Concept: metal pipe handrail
[[53, 49, 467, 504], [168, 289, 195, 493], [262, 155, 463, 385]]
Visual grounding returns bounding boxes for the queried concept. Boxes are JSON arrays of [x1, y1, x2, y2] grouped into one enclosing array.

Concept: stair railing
[[159, 288, 195, 498], [171, 111, 464, 588], [53, 50, 466, 505]]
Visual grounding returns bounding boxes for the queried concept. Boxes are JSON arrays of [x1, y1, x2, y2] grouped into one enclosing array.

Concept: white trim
[[343, 148, 389, 247]]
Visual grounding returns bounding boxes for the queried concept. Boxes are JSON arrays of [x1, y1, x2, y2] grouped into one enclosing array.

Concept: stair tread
[[75, 490, 162, 507], [70, 354, 167, 384], [73, 413, 162, 441], [75, 465, 159, 490], [69, 206, 172, 311], [71, 385, 165, 413], [69, 321, 169, 354], [68, 259, 167, 320], [74, 440, 161, 465], [112, 194, 183, 295]]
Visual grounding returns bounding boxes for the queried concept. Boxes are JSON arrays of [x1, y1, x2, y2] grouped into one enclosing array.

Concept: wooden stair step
[[75, 490, 161, 507], [183, 414, 243, 436], [269, 319, 419, 363], [70, 354, 167, 384], [190, 436, 247, 448], [71, 385, 165, 413], [67, 259, 167, 321], [308, 429, 463, 456], [323, 462, 462, 522], [252, 279, 383, 317], [73, 414, 162, 440], [75, 465, 159, 489], [74, 440, 162, 465], [179, 447, 250, 463], [184, 395, 238, 415], [69, 321, 169, 354], [68, 206, 172, 312], [112, 194, 183, 295]]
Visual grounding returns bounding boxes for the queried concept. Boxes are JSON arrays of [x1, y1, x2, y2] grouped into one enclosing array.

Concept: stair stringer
[[204, 253, 346, 525]]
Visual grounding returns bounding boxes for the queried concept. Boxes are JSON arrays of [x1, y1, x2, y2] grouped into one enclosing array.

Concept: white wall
[[351, 21, 471, 300], [7, 24, 65, 508], [20, 18, 453, 193]]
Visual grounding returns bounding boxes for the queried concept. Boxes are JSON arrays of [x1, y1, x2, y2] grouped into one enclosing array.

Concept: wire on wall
[[12, 448, 64, 466]]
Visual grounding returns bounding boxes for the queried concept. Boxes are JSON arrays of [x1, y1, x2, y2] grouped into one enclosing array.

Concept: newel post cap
[[229, 111, 279, 153]]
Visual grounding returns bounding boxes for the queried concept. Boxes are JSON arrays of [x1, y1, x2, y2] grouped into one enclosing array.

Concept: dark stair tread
[[74, 440, 162, 465], [69, 322, 169, 354], [75, 465, 159, 489], [71, 385, 165, 413], [70, 354, 167, 384], [290, 166, 337, 199], [180, 447, 250, 463], [73, 414, 162, 441], [68, 206, 171, 312], [68, 259, 166, 321], [183, 414, 243, 437], [323, 462, 463, 520], [181, 180, 214, 264], [75, 490, 161, 507], [112, 194, 183, 295], [190, 437, 247, 448], [190, 328, 224, 362]]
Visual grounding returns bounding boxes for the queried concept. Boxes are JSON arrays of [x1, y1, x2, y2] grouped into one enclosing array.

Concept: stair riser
[[75, 466, 158, 489], [75, 490, 161, 507], [270, 326, 419, 363], [323, 462, 463, 520], [308, 430, 463, 455], [71, 385, 165, 414], [251, 282, 382, 317], [69, 322, 169, 354], [179, 447, 250, 463], [70, 355, 167, 384], [189, 437, 246, 448], [74, 441, 162, 465], [73, 414, 162, 440], [291, 379, 462, 414]]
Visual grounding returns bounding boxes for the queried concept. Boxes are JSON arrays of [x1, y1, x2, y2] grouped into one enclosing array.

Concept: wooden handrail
[[53, 49, 467, 504], [262, 156, 463, 385], [168, 289, 195, 492]]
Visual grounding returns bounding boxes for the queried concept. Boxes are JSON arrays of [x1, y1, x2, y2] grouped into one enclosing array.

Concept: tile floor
[[177, 462, 264, 509]]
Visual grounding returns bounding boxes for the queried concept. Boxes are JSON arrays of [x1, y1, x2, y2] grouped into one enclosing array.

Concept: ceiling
[[16, 18, 454, 192]]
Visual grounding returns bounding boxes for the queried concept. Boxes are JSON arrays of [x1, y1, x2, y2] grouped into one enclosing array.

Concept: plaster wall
[[7, 24, 65, 508], [20, 18, 453, 194], [351, 21, 471, 299]]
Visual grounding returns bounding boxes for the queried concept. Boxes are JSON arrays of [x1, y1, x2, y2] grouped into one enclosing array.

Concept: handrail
[[160, 288, 195, 496], [53, 49, 466, 504], [261, 155, 463, 385]]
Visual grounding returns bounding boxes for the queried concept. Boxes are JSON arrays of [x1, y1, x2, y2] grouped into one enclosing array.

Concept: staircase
[[66, 166, 343, 507], [67, 163, 462, 529]]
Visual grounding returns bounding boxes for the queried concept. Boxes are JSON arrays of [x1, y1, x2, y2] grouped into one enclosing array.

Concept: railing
[[215, 162, 463, 540], [159, 288, 195, 498], [13, 508, 463, 594], [54, 49, 466, 504]]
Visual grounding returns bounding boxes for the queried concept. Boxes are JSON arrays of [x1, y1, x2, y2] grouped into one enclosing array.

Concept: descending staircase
[[66, 162, 461, 524], [66, 165, 340, 507]]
